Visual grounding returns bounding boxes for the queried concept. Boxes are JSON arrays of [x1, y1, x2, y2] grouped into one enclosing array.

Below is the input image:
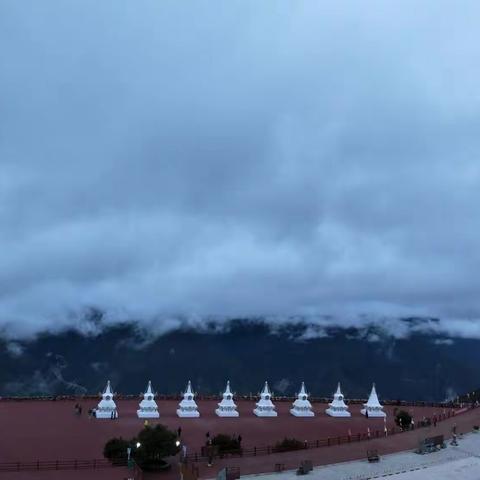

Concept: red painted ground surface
[[194, 407, 480, 478], [0, 398, 467, 479]]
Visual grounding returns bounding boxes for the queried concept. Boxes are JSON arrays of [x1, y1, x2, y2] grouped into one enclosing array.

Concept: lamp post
[[177, 440, 188, 465], [127, 443, 141, 469], [127, 447, 133, 469]]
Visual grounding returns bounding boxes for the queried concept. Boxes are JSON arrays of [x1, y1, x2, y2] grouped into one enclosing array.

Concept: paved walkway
[[243, 431, 480, 480]]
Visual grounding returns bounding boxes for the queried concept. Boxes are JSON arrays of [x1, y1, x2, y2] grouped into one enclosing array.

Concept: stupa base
[[176, 410, 200, 418], [325, 408, 351, 417], [253, 409, 277, 417], [215, 409, 239, 417], [361, 408, 386, 418], [290, 409, 314, 417], [137, 410, 160, 419], [95, 411, 117, 419]]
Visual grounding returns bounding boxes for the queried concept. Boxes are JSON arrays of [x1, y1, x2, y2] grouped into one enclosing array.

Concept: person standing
[[207, 442, 214, 467], [451, 423, 458, 446]]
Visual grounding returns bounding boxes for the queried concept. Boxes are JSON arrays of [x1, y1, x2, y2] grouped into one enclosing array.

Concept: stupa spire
[[137, 380, 159, 418], [177, 380, 200, 418], [261, 381, 270, 395], [253, 381, 277, 417], [95, 380, 118, 419], [361, 383, 386, 417], [290, 381, 314, 417], [104, 380, 113, 395], [325, 382, 351, 417], [215, 380, 239, 417], [145, 381, 153, 395], [368, 383, 380, 404]]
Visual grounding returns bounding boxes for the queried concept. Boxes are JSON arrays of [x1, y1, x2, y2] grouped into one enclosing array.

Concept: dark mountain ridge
[[1, 318, 478, 401]]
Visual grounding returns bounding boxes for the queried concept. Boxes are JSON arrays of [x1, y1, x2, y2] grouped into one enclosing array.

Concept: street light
[[175, 440, 181, 447], [126, 446, 134, 470], [136, 442, 141, 449]]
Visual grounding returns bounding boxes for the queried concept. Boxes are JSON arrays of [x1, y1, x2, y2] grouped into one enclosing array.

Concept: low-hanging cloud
[[1, 0, 480, 338]]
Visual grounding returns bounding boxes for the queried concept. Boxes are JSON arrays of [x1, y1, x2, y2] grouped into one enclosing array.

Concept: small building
[[137, 381, 160, 418], [361, 383, 386, 418], [177, 381, 200, 418], [325, 383, 351, 417], [95, 380, 118, 419], [290, 382, 315, 417], [216, 381, 239, 417], [253, 381, 278, 417]]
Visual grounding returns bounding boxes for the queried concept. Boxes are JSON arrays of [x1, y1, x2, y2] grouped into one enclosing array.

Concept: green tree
[[134, 425, 180, 467], [395, 410, 412, 429]]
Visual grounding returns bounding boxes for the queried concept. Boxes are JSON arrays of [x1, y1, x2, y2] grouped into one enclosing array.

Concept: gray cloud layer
[[1, 1, 480, 337]]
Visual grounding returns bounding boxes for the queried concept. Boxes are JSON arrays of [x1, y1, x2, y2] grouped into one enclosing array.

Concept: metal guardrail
[[185, 432, 387, 462], [184, 410, 463, 463], [0, 458, 126, 472]]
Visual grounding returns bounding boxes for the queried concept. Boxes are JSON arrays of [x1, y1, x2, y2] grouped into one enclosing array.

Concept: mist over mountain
[[1, 318, 478, 402], [2, 1, 480, 339], [1, 2, 479, 405]]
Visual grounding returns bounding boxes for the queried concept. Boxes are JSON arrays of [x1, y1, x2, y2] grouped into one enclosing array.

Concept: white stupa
[[325, 382, 351, 417], [95, 380, 118, 419], [137, 381, 160, 418], [290, 382, 314, 417], [253, 381, 278, 417], [361, 383, 386, 417], [176, 381, 200, 418], [215, 381, 239, 417]]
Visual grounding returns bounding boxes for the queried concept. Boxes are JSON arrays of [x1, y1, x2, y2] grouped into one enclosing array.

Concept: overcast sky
[[1, 1, 480, 337]]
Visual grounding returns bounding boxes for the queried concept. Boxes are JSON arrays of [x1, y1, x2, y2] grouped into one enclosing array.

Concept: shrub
[[211, 434, 241, 454], [103, 437, 130, 460], [395, 410, 412, 429], [273, 437, 304, 453]]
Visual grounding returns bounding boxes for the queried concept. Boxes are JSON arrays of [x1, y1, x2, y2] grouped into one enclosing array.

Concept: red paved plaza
[[0, 399, 445, 460], [0, 398, 473, 479]]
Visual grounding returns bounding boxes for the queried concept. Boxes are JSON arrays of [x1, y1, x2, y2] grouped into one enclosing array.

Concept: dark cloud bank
[[1, 1, 480, 339]]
